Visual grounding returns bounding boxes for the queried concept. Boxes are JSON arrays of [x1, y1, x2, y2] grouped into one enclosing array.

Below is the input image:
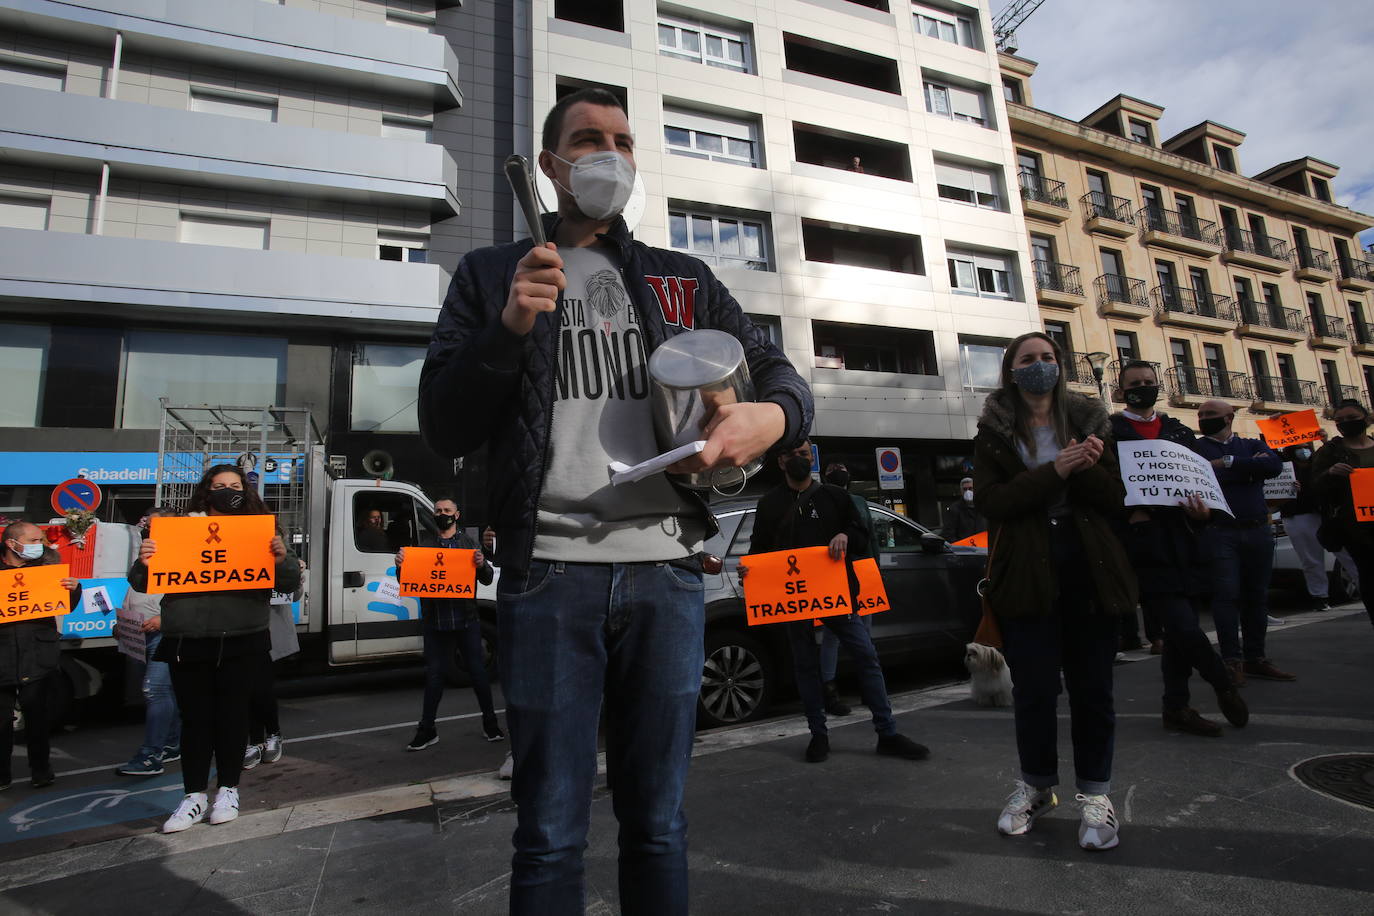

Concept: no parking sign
[[50, 477, 102, 515], [875, 447, 904, 491]]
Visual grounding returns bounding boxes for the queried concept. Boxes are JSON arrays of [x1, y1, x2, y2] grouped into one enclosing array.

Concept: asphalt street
[[0, 601, 1370, 914]]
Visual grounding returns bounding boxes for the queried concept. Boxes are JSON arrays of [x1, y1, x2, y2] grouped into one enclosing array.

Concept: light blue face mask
[[1011, 360, 1059, 395], [12, 541, 44, 561]]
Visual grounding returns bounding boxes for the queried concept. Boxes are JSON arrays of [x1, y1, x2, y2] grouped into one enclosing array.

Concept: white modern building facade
[[532, 0, 1038, 519]]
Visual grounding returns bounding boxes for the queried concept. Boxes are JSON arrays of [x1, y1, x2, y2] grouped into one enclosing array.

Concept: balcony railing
[[1094, 273, 1149, 308], [1151, 285, 1237, 321], [1237, 298, 1304, 332], [1137, 207, 1221, 245], [1165, 365, 1252, 401], [1296, 246, 1333, 273], [1082, 191, 1135, 224], [1059, 350, 1099, 388], [1223, 227, 1293, 263], [1354, 319, 1374, 345], [1326, 383, 1361, 407], [1033, 259, 1083, 295], [1018, 171, 1069, 209], [1251, 375, 1321, 406], [1307, 313, 1349, 340], [1338, 255, 1374, 283]]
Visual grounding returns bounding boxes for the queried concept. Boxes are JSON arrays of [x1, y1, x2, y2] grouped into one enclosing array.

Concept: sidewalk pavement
[[2, 608, 1371, 915]]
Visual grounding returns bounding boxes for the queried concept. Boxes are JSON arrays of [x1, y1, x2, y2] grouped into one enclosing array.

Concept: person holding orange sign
[[129, 465, 300, 834], [745, 440, 929, 765], [1, 521, 80, 791], [1310, 399, 1374, 629]]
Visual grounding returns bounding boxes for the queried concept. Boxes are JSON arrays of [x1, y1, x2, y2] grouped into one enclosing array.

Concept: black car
[[697, 500, 987, 728]]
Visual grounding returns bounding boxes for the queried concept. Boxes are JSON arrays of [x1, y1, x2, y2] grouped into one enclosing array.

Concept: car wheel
[[699, 629, 775, 729]]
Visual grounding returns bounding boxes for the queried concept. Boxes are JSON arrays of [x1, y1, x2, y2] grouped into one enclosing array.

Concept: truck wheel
[[698, 629, 775, 729]]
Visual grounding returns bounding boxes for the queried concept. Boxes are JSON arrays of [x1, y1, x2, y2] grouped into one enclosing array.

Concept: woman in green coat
[[973, 331, 1136, 852]]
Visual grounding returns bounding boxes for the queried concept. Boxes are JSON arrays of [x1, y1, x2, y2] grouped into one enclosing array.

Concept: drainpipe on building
[[107, 31, 122, 99]]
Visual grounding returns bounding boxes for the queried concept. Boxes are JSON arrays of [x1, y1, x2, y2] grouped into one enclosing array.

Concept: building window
[[783, 33, 902, 95], [934, 160, 1002, 209], [747, 313, 782, 347], [1311, 176, 1332, 203], [0, 323, 49, 427], [189, 89, 277, 122], [1043, 319, 1071, 352], [1002, 77, 1023, 103], [912, 3, 979, 48], [0, 195, 50, 231], [119, 331, 287, 428], [1127, 119, 1153, 145], [351, 343, 425, 432], [1213, 144, 1236, 173], [178, 214, 269, 250], [384, 9, 436, 31], [924, 79, 988, 126], [812, 320, 937, 375], [554, 0, 623, 31], [0, 58, 65, 91], [959, 336, 1006, 390], [792, 123, 913, 181], [947, 248, 1014, 299], [663, 108, 760, 167], [657, 13, 752, 72], [1114, 330, 1139, 362], [668, 208, 770, 270], [381, 118, 433, 142], [801, 220, 923, 275], [378, 235, 428, 264]]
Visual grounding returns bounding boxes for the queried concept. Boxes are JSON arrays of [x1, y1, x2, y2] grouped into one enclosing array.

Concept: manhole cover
[[1292, 754, 1374, 810]]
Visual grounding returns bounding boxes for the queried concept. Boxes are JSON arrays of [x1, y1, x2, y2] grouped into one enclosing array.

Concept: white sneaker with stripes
[[1076, 793, 1120, 850], [997, 779, 1057, 836]]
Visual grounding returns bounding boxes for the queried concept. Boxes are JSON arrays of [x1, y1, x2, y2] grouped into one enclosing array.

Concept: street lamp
[[1084, 351, 1111, 401]]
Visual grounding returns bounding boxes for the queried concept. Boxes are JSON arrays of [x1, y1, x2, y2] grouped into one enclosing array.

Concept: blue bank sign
[[0, 452, 297, 486]]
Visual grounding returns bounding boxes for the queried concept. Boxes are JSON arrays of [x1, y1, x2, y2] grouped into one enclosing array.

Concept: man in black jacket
[[417, 89, 811, 915], [940, 477, 986, 543], [1112, 361, 1248, 737], [1, 521, 80, 790], [399, 497, 498, 752], [746, 441, 929, 764]]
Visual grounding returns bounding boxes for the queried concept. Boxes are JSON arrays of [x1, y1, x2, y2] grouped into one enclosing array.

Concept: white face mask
[[11, 541, 44, 561], [962, 490, 975, 503], [547, 150, 636, 221]]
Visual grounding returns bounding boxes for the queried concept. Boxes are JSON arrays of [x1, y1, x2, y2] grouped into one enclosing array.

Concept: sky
[[1008, 0, 1374, 246]]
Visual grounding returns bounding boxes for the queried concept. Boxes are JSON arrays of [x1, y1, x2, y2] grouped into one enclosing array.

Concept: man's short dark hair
[[1118, 359, 1157, 384], [542, 88, 627, 152], [433, 495, 458, 507]]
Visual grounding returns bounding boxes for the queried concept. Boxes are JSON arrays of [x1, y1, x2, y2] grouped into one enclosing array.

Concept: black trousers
[[1344, 538, 1374, 629], [0, 677, 52, 781], [169, 652, 256, 794], [248, 654, 280, 744]]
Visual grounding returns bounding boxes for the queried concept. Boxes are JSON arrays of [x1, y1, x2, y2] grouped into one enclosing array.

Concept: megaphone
[[361, 450, 394, 480]]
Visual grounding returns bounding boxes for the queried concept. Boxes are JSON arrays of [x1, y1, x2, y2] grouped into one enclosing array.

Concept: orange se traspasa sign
[[2, 564, 73, 623], [399, 547, 477, 598], [1256, 409, 1323, 450], [742, 545, 852, 626], [147, 515, 277, 594]]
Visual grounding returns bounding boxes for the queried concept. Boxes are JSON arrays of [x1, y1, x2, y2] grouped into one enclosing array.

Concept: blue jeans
[[818, 614, 872, 683], [1209, 525, 1275, 661], [788, 613, 895, 737], [138, 633, 181, 759], [1144, 592, 1231, 711], [498, 559, 704, 916], [421, 613, 496, 728]]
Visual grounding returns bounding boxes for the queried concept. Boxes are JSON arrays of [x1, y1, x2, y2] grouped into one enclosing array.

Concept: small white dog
[[965, 642, 1013, 707]]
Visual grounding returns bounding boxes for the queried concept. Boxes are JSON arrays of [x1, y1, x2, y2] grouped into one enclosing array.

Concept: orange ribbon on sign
[[147, 515, 277, 595], [399, 547, 477, 598], [741, 545, 852, 626], [1255, 409, 1323, 450], [1, 563, 73, 623], [1350, 468, 1374, 524], [952, 531, 989, 548]]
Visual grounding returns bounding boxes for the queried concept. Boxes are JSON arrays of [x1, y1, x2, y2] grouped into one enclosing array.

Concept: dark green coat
[[973, 388, 1137, 619]]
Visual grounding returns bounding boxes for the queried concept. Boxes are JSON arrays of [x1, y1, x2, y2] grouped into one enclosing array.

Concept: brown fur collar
[[976, 387, 1111, 444]]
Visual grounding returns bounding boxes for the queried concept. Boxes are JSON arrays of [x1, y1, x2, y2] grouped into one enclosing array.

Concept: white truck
[[53, 403, 496, 717]]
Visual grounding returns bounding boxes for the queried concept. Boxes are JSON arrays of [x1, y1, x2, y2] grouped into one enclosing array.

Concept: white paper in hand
[[609, 441, 706, 486]]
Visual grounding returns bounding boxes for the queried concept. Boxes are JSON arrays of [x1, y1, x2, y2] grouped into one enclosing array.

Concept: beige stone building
[[1000, 53, 1374, 438]]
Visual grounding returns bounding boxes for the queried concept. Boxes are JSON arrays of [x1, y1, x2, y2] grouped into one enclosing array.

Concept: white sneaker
[[243, 744, 263, 770], [997, 779, 1057, 835], [209, 786, 240, 825], [498, 751, 514, 781], [162, 792, 208, 833], [1076, 793, 1120, 850], [262, 734, 283, 764]]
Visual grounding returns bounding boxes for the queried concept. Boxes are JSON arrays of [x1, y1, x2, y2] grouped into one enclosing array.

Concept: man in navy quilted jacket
[[418, 88, 812, 915]]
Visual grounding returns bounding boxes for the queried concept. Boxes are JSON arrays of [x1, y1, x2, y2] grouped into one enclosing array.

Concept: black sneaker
[[876, 733, 930, 760], [482, 720, 506, 743], [31, 769, 55, 788], [406, 726, 438, 751], [805, 734, 830, 763]]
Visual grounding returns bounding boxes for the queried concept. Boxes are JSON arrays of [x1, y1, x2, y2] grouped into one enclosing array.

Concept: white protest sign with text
[[1117, 440, 1232, 516], [1264, 462, 1298, 500]]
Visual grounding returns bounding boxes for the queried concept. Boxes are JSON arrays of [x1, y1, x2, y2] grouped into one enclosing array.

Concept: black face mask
[[825, 470, 850, 488], [1337, 419, 1368, 439], [434, 513, 457, 530], [1123, 385, 1159, 410], [784, 455, 812, 482], [207, 488, 247, 514], [1198, 416, 1228, 437]]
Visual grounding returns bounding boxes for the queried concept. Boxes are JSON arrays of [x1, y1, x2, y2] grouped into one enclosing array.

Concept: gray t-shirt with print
[[532, 245, 706, 562]]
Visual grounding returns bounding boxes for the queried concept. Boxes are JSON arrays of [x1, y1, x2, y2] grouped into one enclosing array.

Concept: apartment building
[[0, 0, 514, 521], [1001, 53, 1374, 439], [537, 0, 1039, 522]]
